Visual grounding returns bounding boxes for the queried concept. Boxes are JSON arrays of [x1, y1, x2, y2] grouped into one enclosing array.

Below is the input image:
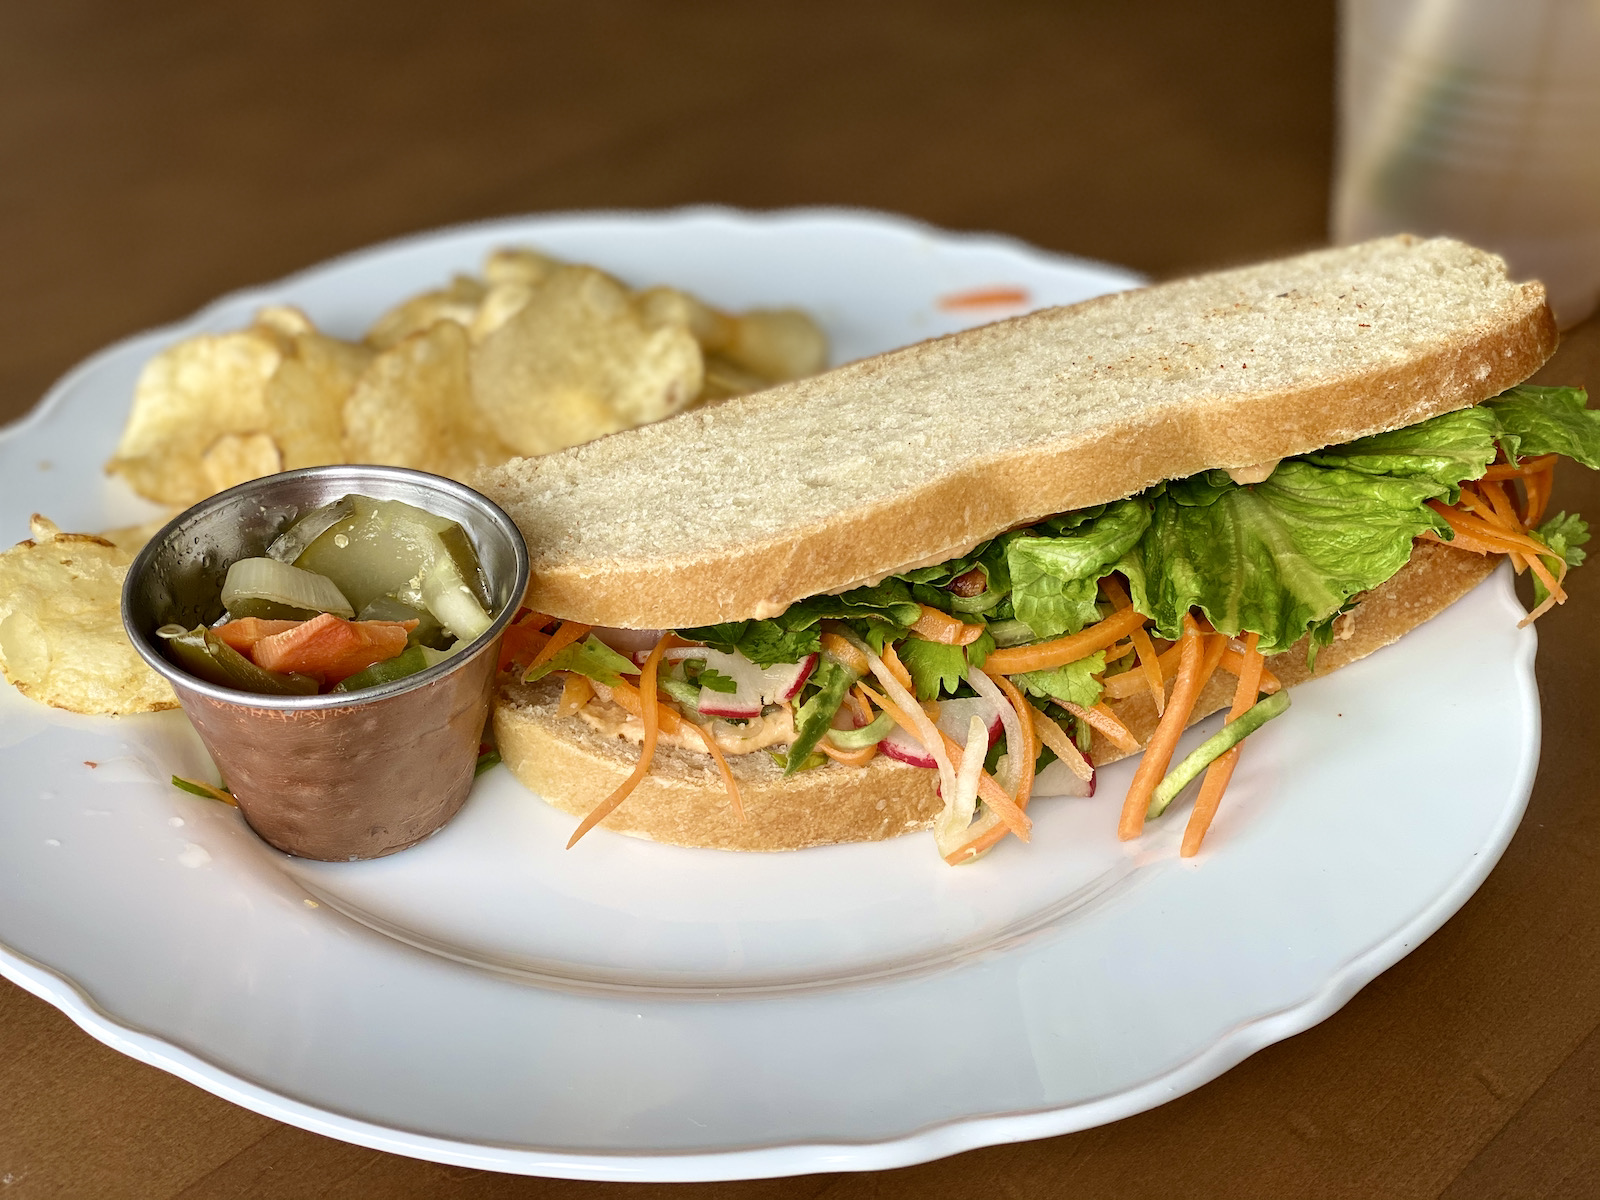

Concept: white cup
[[1334, 0, 1600, 327]]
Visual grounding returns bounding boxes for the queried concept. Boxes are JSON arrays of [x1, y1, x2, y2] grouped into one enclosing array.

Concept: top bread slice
[[476, 235, 1555, 628]]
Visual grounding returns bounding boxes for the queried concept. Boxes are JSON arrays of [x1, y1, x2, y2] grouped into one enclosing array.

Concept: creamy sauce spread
[[1225, 459, 1281, 485], [580, 685, 797, 755]]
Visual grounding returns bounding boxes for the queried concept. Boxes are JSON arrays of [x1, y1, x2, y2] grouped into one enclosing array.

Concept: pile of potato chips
[[107, 247, 828, 507]]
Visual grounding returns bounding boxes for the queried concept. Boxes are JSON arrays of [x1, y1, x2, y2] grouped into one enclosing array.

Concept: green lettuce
[[683, 580, 922, 666], [1006, 498, 1150, 639], [1301, 406, 1497, 501], [524, 634, 636, 687], [1014, 651, 1106, 709], [1132, 463, 1449, 654], [1486, 386, 1600, 467]]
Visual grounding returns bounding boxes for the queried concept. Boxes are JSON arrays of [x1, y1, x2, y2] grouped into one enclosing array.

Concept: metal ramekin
[[123, 466, 530, 861]]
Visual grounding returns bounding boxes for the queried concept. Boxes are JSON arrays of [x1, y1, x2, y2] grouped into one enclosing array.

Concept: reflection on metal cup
[[1334, 0, 1600, 327], [122, 466, 530, 861]]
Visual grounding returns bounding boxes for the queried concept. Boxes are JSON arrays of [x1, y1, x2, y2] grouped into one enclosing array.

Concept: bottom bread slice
[[493, 541, 1500, 852]]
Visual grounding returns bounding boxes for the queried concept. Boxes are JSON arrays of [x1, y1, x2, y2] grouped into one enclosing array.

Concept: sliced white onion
[[965, 665, 1026, 799], [421, 556, 492, 642], [934, 714, 989, 855], [221, 557, 353, 619], [863, 644, 958, 811]]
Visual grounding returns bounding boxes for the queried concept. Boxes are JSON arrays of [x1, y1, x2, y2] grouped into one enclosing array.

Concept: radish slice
[[880, 697, 998, 768], [659, 648, 817, 718], [934, 715, 990, 856], [965, 666, 1026, 798], [1033, 757, 1095, 798]]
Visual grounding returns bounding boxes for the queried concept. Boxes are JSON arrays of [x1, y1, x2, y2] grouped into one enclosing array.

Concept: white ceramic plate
[[0, 209, 1539, 1181]]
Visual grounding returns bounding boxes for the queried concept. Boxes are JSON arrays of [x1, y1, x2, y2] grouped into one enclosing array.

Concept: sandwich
[[478, 235, 1599, 863]]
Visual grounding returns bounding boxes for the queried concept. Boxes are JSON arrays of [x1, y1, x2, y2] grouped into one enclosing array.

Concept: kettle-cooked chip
[[365, 274, 487, 351], [484, 247, 563, 288], [264, 330, 372, 469], [471, 265, 703, 456], [108, 331, 282, 506], [343, 320, 517, 479], [0, 517, 178, 715]]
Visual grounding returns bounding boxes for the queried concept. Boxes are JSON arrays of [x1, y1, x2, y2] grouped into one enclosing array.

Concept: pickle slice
[[265, 496, 356, 563], [292, 497, 491, 615], [163, 627, 319, 696], [357, 594, 452, 650]]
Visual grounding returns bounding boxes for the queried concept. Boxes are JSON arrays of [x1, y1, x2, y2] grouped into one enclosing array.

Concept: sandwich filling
[[504, 384, 1599, 861]]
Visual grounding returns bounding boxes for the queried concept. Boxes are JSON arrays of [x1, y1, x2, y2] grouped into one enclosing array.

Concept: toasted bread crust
[[493, 542, 1501, 851], [480, 237, 1554, 628]]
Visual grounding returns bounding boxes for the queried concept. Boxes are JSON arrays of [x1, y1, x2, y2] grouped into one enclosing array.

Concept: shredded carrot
[[597, 676, 683, 734], [880, 640, 915, 691], [1429, 502, 1565, 577], [821, 630, 870, 675], [557, 672, 595, 716], [1481, 454, 1558, 481], [1058, 700, 1140, 754], [1526, 465, 1555, 526], [1119, 614, 1204, 841], [1181, 633, 1265, 857], [568, 633, 673, 847], [690, 722, 746, 821], [1195, 632, 1229, 695], [1103, 640, 1282, 700], [937, 286, 1031, 311], [498, 624, 551, 672], [909, 605, 986, 646], [524, 620, 593, 679], [982, 605, 1150, 675], [858, 681, 1031, 842], [818, 737, 878, 768], [1101, 577, 1165, 716], [1028, 702, 1093, 780]]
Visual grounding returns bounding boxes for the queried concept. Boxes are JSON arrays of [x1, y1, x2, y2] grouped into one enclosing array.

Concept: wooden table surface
[[3, 4, 1597, 1197]]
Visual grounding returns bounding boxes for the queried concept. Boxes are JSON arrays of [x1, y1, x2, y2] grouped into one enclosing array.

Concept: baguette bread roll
[[494, 542, 1499, 852], [477, 236, 1553, 629]]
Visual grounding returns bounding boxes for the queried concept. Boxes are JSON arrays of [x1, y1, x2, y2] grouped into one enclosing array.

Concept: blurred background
[[2, 3, 1597, 1197]]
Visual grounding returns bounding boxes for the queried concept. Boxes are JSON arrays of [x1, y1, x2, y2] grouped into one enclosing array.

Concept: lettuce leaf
[[1301, 406, 1497, 501], [1014, 651, 1106, 709], [1006, 498, 1150, 638], [1135, 462, 1449, 654], [1486, 386, 1600, 467], [1531, 511, 1590, 606], [683, 580, 921, 666], [524, 634, 636, 686]]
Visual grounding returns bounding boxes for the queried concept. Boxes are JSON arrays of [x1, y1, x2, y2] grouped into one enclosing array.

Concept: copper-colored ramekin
[[122, 466, 530, 861]]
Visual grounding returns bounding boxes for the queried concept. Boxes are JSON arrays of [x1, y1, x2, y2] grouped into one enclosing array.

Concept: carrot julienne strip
[[982, 605, 1150, 675], [1102, 641, 1281, 700], [1101, 577, 1165, 716], [690, 722, 746, 821], [523, 620, 593, 679], [909, 605, 986, 646], [1061, 700, 1140, 754], [1118, 614, 1203, 841], [567, 633, 673, 847], [880, 641, 915, 692], [945, 675, 1039, 864], [600, 676, 684, 734], [1182, 633, 1263, 857], [1526, 466, 1555, 527], [937, 286, 1030, 310], [1481, 454, 1558, 481], [1028, 703, 1093, 781], [557, 672, 595, 716], [818, 737, 878, 768]]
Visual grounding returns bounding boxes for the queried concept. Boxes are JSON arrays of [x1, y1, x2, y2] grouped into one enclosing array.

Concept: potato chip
[[365, 274, 486, 351], [471, 265, 703, 456], [108, 331, 282, 506], [265, 330, 372, 469], [468, 281, 535, 343], [343, 320, 517, 478], [484, 247, 562, 288], [721, 309, 828, 382], [201, 431, 283, 493], [0, 517, 178, 715], [253, 304, 317, 340]]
